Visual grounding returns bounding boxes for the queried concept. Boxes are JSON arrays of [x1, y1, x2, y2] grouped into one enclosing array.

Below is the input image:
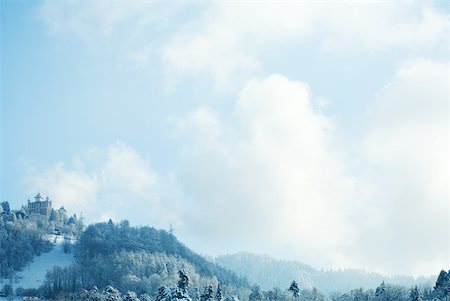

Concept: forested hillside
[[0, 217, 52, 279], [1, 202, 449, 301], [215, 253, 436, 295], [0, 200, 83, 280], [42, 220, 248, 300]]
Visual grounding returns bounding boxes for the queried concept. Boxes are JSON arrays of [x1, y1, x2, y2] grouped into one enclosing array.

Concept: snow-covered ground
[[1, 234, 75, 293]]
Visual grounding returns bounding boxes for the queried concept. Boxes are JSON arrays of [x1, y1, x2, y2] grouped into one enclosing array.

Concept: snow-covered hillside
[[1, 235, 75, 292]]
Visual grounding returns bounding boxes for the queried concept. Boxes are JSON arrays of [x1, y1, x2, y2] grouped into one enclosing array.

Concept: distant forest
[[0, 200, 449, 301]]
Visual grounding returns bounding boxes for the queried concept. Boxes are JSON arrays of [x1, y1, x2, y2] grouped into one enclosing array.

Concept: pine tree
[[105, 285, 122, 301], [409, 286, 422, 301], [156, 286, 171, 301], [434, 270, 450, 298], [249, 285, 264, 301], [289, 281, 300, 299], [375, 281, 387, 299], [201, 285, 214, 301], [140, 294, 152, 301], [125, 291, 140, 301], [1, 201, 10, 213], [310, 287, 324, 301], [216, 284, 223, 301], [178, 269, 189, 294]]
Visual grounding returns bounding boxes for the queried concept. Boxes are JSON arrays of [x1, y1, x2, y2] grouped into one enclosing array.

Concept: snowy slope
[[3, 235, 75, 291]]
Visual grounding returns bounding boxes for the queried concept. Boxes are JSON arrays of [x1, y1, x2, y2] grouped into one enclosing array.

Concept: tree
[[178, 269, 189, 294], [375, 281, 387, 300], [1, 201, 10, 213], [141, 294, 152, 301], [156, 286, 171, 301], [349, 288, 368, 301], [216, 284, 223, 301], [201, 285, 214, 301], [125, 291, 140, 301], [289, 281, 300, 299], [310, 287, 325, 301], [249, 285, 264, 301], [105, 285, 122, 301], [409, 286, 422, 301], [1, 284, 13, 297], [434, 270, 450, 298]]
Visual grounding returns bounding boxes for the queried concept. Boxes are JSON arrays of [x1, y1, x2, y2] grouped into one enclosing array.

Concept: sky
[[1, 0, 449, 277]]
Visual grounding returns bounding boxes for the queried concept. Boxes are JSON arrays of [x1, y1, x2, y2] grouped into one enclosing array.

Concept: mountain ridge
[[215, 252, 436, 294]]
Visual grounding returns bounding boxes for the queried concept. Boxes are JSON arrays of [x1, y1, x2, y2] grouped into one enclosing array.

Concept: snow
[[1, 234, 75, 292]]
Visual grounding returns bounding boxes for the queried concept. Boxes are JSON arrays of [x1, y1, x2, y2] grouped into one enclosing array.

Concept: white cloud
[[25, 142, 174, 228], [359, 59, 450, 275], [36, 0, 198, 68], [37, 0, 183, 38], [173, 64, 449, 275], [37, 1, 448, 90], [174, 74, 358, 268], [162, 1, 449, 89]]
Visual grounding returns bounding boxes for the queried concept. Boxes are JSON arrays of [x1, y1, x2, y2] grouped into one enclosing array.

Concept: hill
[[42, 220, 248, 299], [215, 252, 436, 295], [9, 235, 74, 291]]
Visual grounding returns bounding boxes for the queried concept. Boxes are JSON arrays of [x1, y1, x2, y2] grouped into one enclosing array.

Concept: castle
[[27, 192, 52, 216]]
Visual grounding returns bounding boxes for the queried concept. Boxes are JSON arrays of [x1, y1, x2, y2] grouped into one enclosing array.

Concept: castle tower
[[35, 192, 43, 202]]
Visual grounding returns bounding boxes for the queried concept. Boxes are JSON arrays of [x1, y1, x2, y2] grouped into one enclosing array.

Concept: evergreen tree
[[1, 201, 10, 213], [156, 286, 171, 301], [201, 285, 214, 301], [215, 284, 223, 301], [125, 291, 140, 301], [289, 281, 300, 299], [409, 286, 422, 301], [434, 269, 450, 298], [105, 285, 122, 301], [249, 285, 264, 301], [310, 287, 324, 301], [178, 269, 189, 294], [1, 284, 13, 297], [375, 281, 387, 300], [140, 294, 152, 301]]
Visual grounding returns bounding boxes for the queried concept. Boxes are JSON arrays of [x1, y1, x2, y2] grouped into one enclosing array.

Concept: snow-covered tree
[[156, 286, 172, 301], [178, 269, 189, 294], [289, 281, 300, 299], [105, 285, 122, 301], [1, 284, 13, 297], [201, 285, 214, 301], [1, 201, 10, 213], [409, 286, 422, 301], [154, 269, 193, 301], [249, 285, 264, 301], [124, 291, 140, 301], [215, 284, 223, 301], [375, 281, 387, 300], [140, 293, 152, 301], [434, 270, 450, 298]]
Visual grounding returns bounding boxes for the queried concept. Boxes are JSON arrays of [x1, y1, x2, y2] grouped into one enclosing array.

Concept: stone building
[[28, 192, 52, 216]]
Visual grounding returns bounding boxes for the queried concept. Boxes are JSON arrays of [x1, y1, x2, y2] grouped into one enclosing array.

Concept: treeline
[[39, 268, 450, 301], [42, 220, 248, 300], [329, 272, 450, 300], [0, 217, 52, 278], [215, 253, 435, 295]]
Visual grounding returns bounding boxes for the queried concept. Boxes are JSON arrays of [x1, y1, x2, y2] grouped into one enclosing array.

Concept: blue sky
[[1, 0, 449, 276]]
